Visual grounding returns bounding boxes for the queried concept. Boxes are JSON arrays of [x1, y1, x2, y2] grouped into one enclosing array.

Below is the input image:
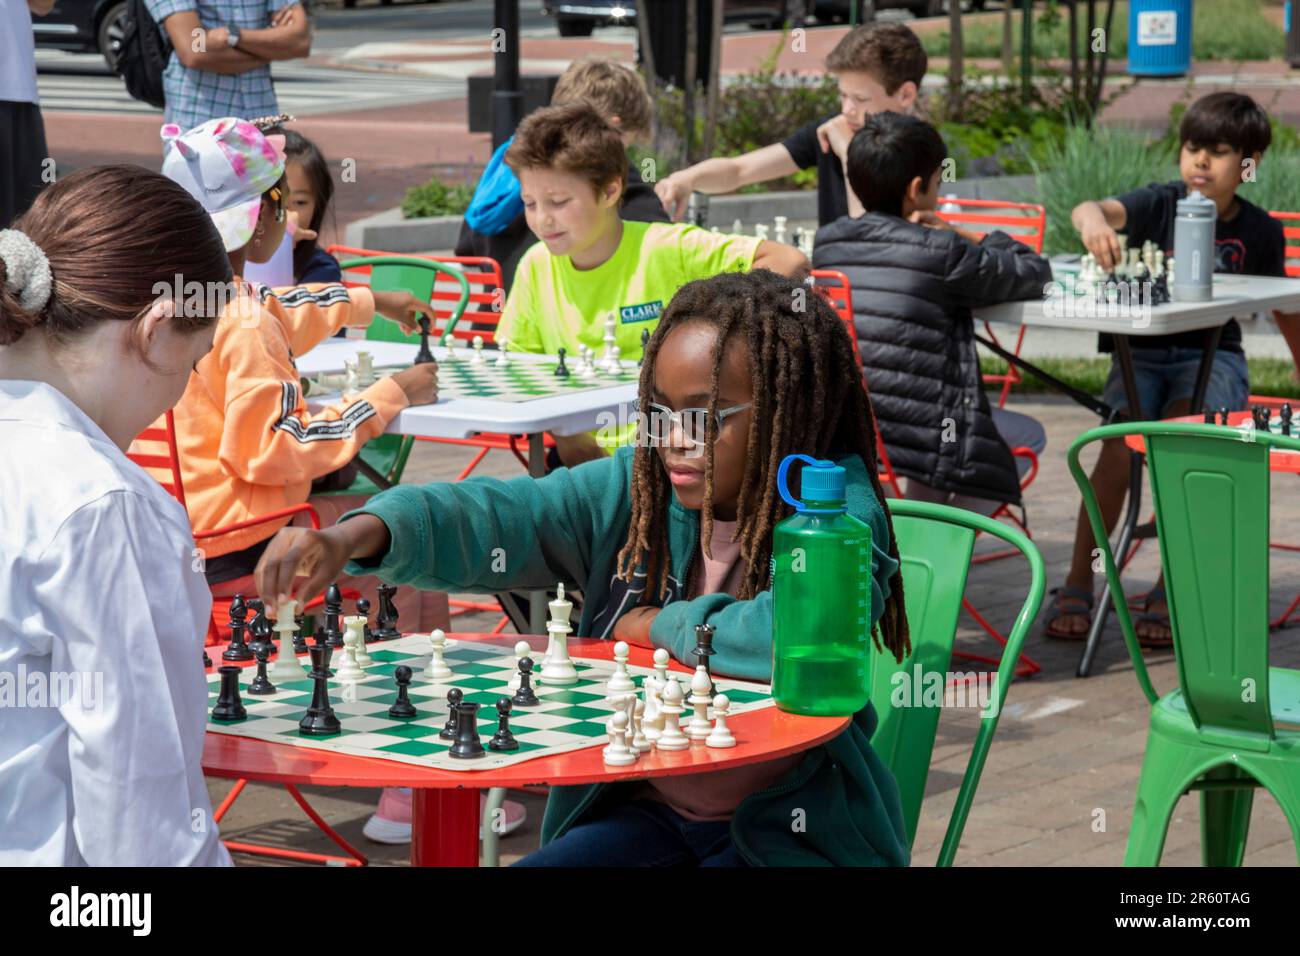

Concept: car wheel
[[98, 0, 129, 72], [557, 16, 596, 37]]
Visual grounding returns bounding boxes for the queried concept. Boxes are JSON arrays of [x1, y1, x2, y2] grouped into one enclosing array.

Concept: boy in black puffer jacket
[[813, 112, 1051, 515]]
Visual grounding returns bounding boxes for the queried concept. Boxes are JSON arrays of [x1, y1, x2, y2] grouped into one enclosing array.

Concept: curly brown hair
[[616, 269, 910, 662]]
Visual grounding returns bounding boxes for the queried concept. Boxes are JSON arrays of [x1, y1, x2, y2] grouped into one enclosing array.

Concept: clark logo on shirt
[[50, 886, 151, 936], [620, 301, 663, 324]]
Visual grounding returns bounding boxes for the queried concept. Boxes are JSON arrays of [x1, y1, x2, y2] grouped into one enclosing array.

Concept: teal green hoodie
[[345, 445, 910, 866]]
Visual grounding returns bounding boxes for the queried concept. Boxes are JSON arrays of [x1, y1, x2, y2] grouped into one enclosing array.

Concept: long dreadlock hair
[[616, 269, 910, 663]]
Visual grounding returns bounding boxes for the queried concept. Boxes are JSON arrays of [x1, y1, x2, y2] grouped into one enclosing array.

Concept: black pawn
[[202, 648, 212, 668], [488, 697, 518, 752], [247, 599, 274, 658], [374, 583, 401, 641], [440, 688, 464, 740], [248, 645, 276, 696], [299, 646, 341, 736], [293, 613, 310, 654], [222, 595, 253, 662], [389, 665, 418, 719], [554, 346, 570, 378], [1203, 407, 1215, 424], [448, 701, 486, 759], [1218, 407, 1230, 426], [212, 666, 247, 722], [357, 598, 374, 643], [639, 328, 650, 367], [1282, 402, 1293, 436], [414, 314, 435, 365], [511, 657, 539, 707], [324, 584, 344, 648]]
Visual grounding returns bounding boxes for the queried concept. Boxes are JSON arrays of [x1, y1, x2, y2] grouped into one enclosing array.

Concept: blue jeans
[[512, 799, 747, 867], [1102, 347, 1249, 420]]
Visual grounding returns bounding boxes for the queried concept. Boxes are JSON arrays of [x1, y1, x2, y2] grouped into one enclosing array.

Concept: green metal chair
[[873, 498, 1045, 866], [1069, 421, 1300, 866], [326, 256, 472, 494]]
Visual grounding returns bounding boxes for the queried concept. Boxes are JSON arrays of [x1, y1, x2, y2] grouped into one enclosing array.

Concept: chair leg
[[212, 777, 368, 866], [480, 786, 508, 867], [1125, 762, 1183, 867], [456, 447, 491, 482], [1199, 765, 1255, 867]]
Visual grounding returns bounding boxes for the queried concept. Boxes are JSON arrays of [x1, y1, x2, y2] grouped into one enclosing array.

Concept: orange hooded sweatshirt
[[173, 280, 408, 557]]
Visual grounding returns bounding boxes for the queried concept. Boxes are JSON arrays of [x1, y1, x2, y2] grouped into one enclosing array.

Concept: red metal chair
[[128, 412, 368, 866], [1268, 210, 1300, 277], [811, 269, 1041, 679], [935, 197, 1047, 409]]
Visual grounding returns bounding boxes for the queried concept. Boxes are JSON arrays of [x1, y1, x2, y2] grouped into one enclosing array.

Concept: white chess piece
[[653, 647, 671, 685], [269, 600, 306, 682], [705, 694, 737, 748], [656, 679, 690, 750], [607, 641, 636, 695], [773, 215, 788, 245], [423, 628, 453, 681], [496, 338, 510, 367], [630, 698, 648, 753], [602, 711, 637, 766], [731, 218, 743, 235], [508, 639, 530, 692], [333, 627, 364, 683], [604, 344, 622, 375], [686, 665, 713, 740], [471, 335, 485, 364], [444, 336, 458, 361], [754, 223, 768, 241], [642, 675, 663, 741], [356, 350, 375, 387], [539, 583, 579, 685], [344, 616, 372, 667], [602, 314, 618, 367]]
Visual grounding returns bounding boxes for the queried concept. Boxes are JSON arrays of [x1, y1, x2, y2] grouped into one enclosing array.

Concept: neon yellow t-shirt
[[496, 220, 762, 361]]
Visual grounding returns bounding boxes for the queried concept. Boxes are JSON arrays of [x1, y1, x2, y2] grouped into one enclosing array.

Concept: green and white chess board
[[421, 358, 638, 403], [205, 634, 775, 772]]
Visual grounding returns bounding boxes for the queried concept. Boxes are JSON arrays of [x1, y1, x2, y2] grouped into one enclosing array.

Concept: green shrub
[[401, 176, 474, 219], [977, 355, 1300, 399]]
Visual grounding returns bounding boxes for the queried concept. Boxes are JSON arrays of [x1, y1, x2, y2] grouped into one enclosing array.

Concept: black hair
[[1180, 91, 1272, 158], [265, 128, 336, 281], [845, 111, 947, 218]]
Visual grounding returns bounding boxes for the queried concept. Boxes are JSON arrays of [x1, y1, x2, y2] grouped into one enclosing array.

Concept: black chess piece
[[248, 645, 276, 696], [212, 666, 247, 721], [306, 639, 334, 680], [223, 595, 254, 662], [1218, 407, 1230, 426], [293, 613, 310, 654], [440, 688, 464, 740], [299, 646, 341, 736], [324, 583, 344, 648], [554, 347, 570, 378], [1255, 406, 1271, 432], [1203, 407, 1216, 424], [1283, 402, 1293, 437], [448, 701, 486, 759], [488, 697, 519, 752], [247, 599, 274, 658], [639, 328, 650, 367], [693, 623, 717, 684], [414, 314, 435, 365], [374, 583, 401, 640], [203, 648, 212, 668], [389, 665, 418, 719], [511, 657, 539, 707], [356, 598, 374, 643]]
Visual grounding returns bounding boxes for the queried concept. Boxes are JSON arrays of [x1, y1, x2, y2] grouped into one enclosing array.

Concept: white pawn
[[686, 665, 713, 740], [496, 338, 510, 367], [423, 628, 452, 681], [706, 694, 737, 748], [471, 335, 485, 364], [773, 215, 788, 245], [344, 616, 372, 667], [754, 223, 768, 241], [604, 344, 622, 375], [656, 679, 690, 750], [508, 639, 530, 691], [642, 675, 663, 741], [630, 698, 648, 753], [602, 711, 637, 766], [606, 641, 636, 695], [444, 336, 458, 361], [333, 627, 364, 683], [653, 647, 670, 685], [731, 218, 743, 235]]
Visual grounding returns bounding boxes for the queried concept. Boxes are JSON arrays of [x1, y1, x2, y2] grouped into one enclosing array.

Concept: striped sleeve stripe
[[272, 382, 377, 443], [270, 284, 353, 310]]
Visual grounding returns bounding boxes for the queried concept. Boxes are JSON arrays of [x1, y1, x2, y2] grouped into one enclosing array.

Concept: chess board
[[205, 635, 775, 772]]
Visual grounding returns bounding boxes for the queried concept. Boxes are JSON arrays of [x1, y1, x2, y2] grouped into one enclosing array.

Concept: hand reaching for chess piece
[[390, 363, 439, 406]]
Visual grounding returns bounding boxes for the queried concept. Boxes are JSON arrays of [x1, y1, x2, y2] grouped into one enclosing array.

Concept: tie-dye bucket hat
[[160, 117, 287, 252]]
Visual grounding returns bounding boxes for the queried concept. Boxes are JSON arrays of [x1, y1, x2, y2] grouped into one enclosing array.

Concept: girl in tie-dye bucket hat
[[157, 117, 448, 649]]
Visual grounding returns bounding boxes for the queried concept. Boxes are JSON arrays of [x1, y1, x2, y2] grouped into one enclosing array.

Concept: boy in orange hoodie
[[160, 117, 443, 628]]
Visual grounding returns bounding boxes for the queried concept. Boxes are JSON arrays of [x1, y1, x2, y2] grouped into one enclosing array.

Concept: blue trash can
[[1128, 0, 1193, 77]]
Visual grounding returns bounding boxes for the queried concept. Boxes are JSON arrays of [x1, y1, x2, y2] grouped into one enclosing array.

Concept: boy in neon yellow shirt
[[496, 102, 808, 465]]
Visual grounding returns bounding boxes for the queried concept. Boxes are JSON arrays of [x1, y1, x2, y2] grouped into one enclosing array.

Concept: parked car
[[541, 0, 811, 38], [31, 0, 129, 70], [812, 0, 986, 22]]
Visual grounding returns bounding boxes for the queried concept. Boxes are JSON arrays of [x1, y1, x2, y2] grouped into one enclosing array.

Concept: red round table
[[202, 633, 849, 866], [1123, 407, 1300, 472]]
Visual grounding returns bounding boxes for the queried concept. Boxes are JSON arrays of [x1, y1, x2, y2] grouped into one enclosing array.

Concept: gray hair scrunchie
[[0, 229, 54, 315]]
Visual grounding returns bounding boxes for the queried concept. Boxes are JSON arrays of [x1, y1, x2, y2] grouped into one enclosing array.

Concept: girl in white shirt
[[0, 164, 234, 865]]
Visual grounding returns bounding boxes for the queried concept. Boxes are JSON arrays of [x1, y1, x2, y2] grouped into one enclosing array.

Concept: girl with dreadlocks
[[253, 269, 910, 866]]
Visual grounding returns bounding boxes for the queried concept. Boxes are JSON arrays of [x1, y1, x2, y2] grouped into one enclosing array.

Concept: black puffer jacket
[[813, 213, 1052, 505]]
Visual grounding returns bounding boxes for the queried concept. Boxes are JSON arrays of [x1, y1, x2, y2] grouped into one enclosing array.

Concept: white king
[[539, 582, 579, 685]]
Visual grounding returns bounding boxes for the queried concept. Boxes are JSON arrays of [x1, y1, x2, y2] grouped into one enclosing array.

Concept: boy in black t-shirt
[[1046, 92, 1283, 647], [654, 23, 927, 228]]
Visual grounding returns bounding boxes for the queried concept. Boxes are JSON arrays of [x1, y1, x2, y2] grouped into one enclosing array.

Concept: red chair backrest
[[1269, 211, 1300, 278], [127, 410, 187, 507], [934, 196, 1046, 253], [325, 244, 507, 344]]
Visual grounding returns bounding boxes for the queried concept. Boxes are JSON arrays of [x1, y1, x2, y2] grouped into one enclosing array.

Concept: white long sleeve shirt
[[0, 380, 231, 866]]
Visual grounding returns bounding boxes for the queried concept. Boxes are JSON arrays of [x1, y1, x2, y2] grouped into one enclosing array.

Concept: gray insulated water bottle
[[1173, 190, 1215, 302]]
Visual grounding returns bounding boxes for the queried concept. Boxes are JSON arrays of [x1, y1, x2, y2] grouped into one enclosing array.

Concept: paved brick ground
[[209, 393, 1300, 866]]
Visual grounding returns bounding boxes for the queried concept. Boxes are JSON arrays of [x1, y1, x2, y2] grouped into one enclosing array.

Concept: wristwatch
[[225, 25, 241, 48]]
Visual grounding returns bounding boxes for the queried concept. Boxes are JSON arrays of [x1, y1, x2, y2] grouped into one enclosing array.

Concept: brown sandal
[[1043, 585, 1094, 641], [1133, 585, 1173, 649]]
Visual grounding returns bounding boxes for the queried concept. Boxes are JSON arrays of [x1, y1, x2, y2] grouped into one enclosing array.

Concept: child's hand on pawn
[[612, 606, 659, 648], [254, 519, 390, 611], [373, 291, 432, 336], [1080, 220, 1123, 272]]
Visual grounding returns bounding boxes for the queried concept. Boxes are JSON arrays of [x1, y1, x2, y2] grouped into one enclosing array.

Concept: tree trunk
[[948, 0, 964, 121], [1088, 0, 1116, 120], [1085, 0, 1095, 109], [685, 0, 698, 162], [638, 0, 657, 104], [702, 0, 726, 158], [1001, 1, 1014, 77], [1067, 0, 1079, 104]]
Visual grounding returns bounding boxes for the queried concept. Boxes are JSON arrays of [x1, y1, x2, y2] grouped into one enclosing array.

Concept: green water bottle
[[771, 454, 873, 716]]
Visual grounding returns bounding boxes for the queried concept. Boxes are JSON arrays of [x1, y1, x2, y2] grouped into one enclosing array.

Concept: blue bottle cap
[[777, 454, 846, 513]]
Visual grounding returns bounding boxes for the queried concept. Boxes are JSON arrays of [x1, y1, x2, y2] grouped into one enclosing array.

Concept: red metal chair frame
[[128, 412, 367, 866], [811, 270, 1040, 678], [935, 197, 1047, 409]]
